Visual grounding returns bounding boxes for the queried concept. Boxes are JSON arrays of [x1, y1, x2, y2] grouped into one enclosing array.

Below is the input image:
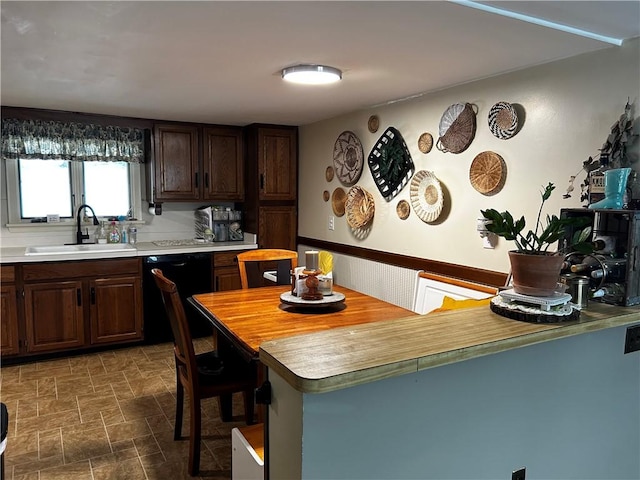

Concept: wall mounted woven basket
[[345, 185, 375, 229], [436, 103, 477, 154]]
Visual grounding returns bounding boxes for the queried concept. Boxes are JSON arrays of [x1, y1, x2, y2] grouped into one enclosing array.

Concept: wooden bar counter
[[259, 301, 640, 394], [260, 301, 640, 480]]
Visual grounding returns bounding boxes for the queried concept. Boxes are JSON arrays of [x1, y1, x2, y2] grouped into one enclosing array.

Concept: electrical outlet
[[512, 467, 526, 480], [328, 215, 335, 231], [624, 324, 640, 354]]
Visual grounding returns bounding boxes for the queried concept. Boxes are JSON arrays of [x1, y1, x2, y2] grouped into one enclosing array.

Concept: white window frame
[[4, 158, 143, 229]]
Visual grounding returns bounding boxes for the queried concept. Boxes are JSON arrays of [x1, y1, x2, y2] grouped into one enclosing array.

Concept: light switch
[[328, 215, 335, 231]]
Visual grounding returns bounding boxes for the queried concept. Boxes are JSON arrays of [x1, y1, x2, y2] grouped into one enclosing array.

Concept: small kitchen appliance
[[561, 208, 640, 306], [195, 206, 244, 242]]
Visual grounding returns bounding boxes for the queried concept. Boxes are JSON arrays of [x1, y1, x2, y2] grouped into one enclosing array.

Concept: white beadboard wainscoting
[[298, 244, 419, 311]]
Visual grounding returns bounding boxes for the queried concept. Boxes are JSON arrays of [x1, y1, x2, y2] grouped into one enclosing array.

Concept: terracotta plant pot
[[508, 251, 564, 297]]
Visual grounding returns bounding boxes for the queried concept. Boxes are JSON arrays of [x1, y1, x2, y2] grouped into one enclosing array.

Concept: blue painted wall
[[301, 325, 640, 479]]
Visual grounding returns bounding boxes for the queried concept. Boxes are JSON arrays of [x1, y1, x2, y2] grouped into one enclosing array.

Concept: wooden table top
[[189, 285, 418, 359]]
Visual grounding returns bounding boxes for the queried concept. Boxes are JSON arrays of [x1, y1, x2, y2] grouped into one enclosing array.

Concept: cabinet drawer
[[0, 265, 16, 283], [214, 251, 242, 268], [23, 258, 140, 281]]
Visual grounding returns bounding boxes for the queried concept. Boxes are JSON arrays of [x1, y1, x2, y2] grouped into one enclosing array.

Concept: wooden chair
[[151, 268, 256, 476], [237, 249, 298, 289]]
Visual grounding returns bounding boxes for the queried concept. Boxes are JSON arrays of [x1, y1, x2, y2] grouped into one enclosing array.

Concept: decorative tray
[[280, 291, 345, 308], [490, 296, 579, 324], [368, 127, 415, 202]]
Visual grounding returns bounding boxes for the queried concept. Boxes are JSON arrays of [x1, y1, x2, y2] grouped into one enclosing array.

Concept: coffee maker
[[560, 208, 640, 306]]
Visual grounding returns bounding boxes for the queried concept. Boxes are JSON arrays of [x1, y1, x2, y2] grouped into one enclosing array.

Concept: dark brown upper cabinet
[[152, 123, 243, 202]]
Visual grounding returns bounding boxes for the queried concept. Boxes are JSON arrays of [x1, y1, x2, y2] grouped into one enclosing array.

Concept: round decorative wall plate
[[325, 165, 335, 182], [396, 199, 410, 220], [331, 187, 347, 217], [368, 115, 380, 133], [410, 170, 444, 223], [323, 190, 330, 202], [368, 127, 415, 202], [333, 131, 364, 186], [488, 102, 518, 139], [469, 151, 507, 196], [418, 132, 433, 154], [436, 102, 477, 154]]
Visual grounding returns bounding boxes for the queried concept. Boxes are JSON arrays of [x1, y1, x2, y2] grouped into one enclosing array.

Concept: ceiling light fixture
[[281, 64, 342, 85]]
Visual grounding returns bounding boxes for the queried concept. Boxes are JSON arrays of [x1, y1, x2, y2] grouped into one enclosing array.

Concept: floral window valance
[[1, 118, 145, 163]]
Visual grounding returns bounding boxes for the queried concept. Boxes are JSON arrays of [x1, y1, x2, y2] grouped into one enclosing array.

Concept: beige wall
[[298, 38, 640, 274]]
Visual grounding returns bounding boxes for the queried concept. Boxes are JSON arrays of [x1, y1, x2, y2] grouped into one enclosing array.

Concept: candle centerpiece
[[302, 250, 323, 300]]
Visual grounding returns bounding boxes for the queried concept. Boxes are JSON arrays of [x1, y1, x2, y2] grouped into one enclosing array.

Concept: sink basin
[[25, 243, 136, 256]]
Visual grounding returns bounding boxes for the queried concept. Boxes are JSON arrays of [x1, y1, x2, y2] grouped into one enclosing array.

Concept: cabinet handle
[[260, 174, 264, 190], [205, 172, 209, 188], [77, 289, 82, 306], [90, 287, 96, 305], [195, 172, 199, 188]]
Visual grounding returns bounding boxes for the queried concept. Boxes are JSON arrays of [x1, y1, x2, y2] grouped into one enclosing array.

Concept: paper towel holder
[[148, 202, 162, 216]]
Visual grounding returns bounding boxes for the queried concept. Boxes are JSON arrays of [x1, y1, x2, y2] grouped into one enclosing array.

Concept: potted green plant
[[481, 183, 593, 297]]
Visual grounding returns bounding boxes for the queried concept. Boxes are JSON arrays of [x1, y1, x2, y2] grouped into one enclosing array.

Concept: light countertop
[[0, 240, 257, 263], [259, 301, 640, 394]]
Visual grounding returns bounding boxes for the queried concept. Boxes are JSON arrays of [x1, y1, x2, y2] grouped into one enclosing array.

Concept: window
[[2, 118, 145, 226], [6, 158, 142, 224], [17, 159, 132, 219]]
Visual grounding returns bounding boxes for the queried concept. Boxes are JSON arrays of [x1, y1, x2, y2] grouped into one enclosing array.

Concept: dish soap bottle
[[108, 221, 121, 244], [95, 221, 108, 244]]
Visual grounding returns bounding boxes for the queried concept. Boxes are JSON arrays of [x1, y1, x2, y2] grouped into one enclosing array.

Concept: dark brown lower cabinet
[[213, 251, 243, 292], [4, 258, 143, 358], [90, 276, 143, 344], [24, 280, 85, 353], [1, 265, 20, 356]]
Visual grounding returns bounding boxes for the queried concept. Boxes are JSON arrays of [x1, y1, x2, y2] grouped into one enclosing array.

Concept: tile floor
[[0, 338, 250, 480]]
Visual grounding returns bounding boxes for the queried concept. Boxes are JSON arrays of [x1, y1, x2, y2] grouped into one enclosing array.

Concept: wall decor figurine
[[564, 99, 638, 205]]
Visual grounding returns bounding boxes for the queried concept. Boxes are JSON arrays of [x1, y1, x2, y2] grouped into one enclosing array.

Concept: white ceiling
[[2, 1, 639, 127]]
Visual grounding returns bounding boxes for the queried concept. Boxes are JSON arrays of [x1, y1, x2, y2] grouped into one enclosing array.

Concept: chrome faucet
[[76, 204, 99, 244]]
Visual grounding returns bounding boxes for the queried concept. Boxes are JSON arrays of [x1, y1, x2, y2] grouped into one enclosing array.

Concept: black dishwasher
[[142, 253, 214, 344]]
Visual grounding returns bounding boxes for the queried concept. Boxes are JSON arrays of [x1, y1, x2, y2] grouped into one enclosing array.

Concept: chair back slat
[[151, 268, 200, 387], [237, 249, 298, 289]]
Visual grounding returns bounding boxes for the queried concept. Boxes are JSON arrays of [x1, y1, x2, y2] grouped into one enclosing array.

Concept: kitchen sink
[[25, 243, 136, 256]]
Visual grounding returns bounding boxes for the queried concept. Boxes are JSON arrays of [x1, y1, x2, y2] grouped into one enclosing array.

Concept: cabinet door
[[90, 276, 143, 344], [1, 285, 20, 356], [24, 281, 85, 353], [203, 127, 244, 201], [258, 206, 297, 250], [214, 266, 242, 292], [153, 124, 200, 201], [258, 128, 297, 201]]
